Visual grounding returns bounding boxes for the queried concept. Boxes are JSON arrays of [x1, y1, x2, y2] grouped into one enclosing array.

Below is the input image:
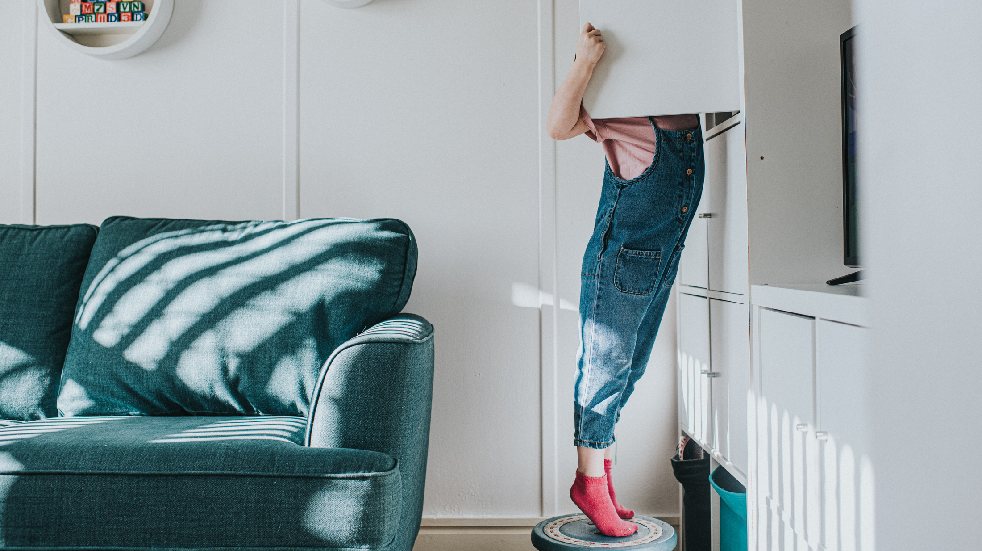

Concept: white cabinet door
[[756, 307, 815, 539], [579, 0, 742, 118], [678, 292, 711, 445], [816, 320, 871, 551], [706, 124, 749, 296], [678, 207, 709, 289], [710, 298, 751, 476]]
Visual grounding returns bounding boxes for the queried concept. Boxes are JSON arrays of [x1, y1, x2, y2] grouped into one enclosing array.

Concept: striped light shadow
[[91, 219, 332, 347], [149, 417, 306, 445], [118, 226, 350, 371], [0, 417, 128, 447]]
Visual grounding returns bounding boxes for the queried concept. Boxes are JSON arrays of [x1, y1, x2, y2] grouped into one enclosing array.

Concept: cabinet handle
[[795, 423, 809, 432], [700, 370, 722, 378], [698, 213, 715, 219], [815, 431, 829, 440]]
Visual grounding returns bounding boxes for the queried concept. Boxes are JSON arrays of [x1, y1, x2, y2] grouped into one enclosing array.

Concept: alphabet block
[[93, 2, 105, 13], [133, 11, 146, 21], [107, 2, 117, 13], [81, 2, 93, 14], [107, 12, 118, 22], [69, 3, 81, 15], [119, 2, 131, 13], [96, 13, 107, 22], [131, 2, 144, 11], [85, 13, 96, 22], [62, 14, 74, 23], [75, 14, 85, 23], [120, 12, 131, 21]]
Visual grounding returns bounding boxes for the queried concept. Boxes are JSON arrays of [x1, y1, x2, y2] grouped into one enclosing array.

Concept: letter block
[[107, 12, 118, 22], [107, 2, 117, 13], [120, 12, 131, 21], [75, 14, 85, 23], [131, 1, 144, 11], [119, 2, 131, 13], [69, 3, 81, 15], [133, 11, 146, 21], [93, 2, 105, 13], [81, 2, 93, 14], [96, 13, 107, 22]]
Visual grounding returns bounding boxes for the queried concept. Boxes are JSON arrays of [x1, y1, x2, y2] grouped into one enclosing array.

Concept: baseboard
[[414, 516, 681, 551]]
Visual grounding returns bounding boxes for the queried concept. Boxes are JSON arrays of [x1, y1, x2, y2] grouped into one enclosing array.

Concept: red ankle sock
[[570, 471, 638, 537], [604, 459, 635, 519]]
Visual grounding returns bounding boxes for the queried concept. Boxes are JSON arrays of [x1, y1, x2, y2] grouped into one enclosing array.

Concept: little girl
[[547, 22, 705, 537]]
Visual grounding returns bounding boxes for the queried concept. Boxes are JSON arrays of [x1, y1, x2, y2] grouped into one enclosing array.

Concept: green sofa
[[0, 217, 434, 550]]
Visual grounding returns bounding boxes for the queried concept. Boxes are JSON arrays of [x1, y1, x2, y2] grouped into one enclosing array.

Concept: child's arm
[[547, 23, 606, 141]]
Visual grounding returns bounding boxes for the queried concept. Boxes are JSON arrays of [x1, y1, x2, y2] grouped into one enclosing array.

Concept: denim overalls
[[574, 118, 705, 449]]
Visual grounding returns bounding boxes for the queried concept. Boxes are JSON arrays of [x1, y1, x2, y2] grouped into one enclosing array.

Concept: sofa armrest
[[305, 314, 434, 551]]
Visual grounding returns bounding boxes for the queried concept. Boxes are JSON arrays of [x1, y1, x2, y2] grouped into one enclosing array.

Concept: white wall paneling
[[4, 0, 684, 531]]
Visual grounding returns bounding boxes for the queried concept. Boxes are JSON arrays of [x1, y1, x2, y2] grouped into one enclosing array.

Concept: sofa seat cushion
[[0, 224, 98, 420], [58, 216, 417, 417], [0, 416, 401, 550]]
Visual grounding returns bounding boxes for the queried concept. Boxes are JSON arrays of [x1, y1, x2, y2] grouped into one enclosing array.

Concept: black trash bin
[[671, 437, 710, 551]]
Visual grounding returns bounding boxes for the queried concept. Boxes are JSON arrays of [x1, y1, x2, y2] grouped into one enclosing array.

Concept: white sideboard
[[749, 283, 871, 551]]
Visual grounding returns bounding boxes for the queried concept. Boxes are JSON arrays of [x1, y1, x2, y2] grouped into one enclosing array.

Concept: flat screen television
[[841, 27, 859, 268]]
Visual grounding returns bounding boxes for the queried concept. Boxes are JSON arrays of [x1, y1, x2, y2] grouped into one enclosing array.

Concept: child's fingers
[[583, 21, 595, 33], [588, 29, 602, 37]]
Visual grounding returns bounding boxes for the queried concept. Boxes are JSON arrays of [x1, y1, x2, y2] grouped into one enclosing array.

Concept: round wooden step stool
[[531, 514, 677, 550]]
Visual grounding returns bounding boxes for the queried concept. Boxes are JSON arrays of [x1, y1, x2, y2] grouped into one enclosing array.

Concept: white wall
[[2, 0, 681, 527], [857, 1, 982, 549]]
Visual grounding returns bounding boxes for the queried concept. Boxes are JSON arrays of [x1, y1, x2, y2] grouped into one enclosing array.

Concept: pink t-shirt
[[580, 106, 699, 180]]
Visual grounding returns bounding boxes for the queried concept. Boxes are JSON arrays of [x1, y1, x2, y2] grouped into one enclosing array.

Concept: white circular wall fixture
[[40, 0, 174, 60], [324, 0, 375, 8]]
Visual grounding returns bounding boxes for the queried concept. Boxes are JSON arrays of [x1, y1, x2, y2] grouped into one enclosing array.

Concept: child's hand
[[576, 22, 606, 68]]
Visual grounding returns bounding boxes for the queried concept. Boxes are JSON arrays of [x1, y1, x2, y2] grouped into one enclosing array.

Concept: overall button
[[685, 132, 693, 141], [681, 206, 689, 214], [686, 168, 694, 176]]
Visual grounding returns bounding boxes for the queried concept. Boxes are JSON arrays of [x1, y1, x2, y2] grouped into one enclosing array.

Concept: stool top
[[531, 514, 677, 550]]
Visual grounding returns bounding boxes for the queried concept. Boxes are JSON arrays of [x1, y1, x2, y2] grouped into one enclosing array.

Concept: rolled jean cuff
[[573, 437, 614, 450]]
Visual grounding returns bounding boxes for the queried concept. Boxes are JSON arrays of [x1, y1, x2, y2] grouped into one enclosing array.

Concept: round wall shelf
[[40, 0, 173, 59]]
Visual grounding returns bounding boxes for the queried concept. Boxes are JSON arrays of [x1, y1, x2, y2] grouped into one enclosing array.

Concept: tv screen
[[841, 27, 859, 267]]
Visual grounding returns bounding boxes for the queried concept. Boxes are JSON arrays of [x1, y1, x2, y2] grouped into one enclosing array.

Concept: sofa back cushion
[[57, 216, 417, 417], [0, 224, 99, 420]]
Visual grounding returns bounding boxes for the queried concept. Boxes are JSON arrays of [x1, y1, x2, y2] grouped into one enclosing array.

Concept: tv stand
[[827, 270, 863, 286]]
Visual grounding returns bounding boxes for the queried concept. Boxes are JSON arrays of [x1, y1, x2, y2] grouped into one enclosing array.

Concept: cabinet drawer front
[[757, 307, 815, 426], [710, 298, 751, 475], [706, 124, 749, 296], [816, 320, 871, 551], [678, 293, 711, 444], [755, 307, 815, 526]]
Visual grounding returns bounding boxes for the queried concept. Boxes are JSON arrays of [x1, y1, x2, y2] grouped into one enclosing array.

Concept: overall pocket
[[613, 246, 663, 296]]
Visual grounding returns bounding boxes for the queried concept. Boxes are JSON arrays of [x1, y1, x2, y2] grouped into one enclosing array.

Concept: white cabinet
[[750, 285, 869, 551], [677, 291, 749, 480]]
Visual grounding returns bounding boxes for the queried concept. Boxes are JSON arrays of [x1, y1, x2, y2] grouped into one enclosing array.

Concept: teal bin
[[710, 467, 748, 551]]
